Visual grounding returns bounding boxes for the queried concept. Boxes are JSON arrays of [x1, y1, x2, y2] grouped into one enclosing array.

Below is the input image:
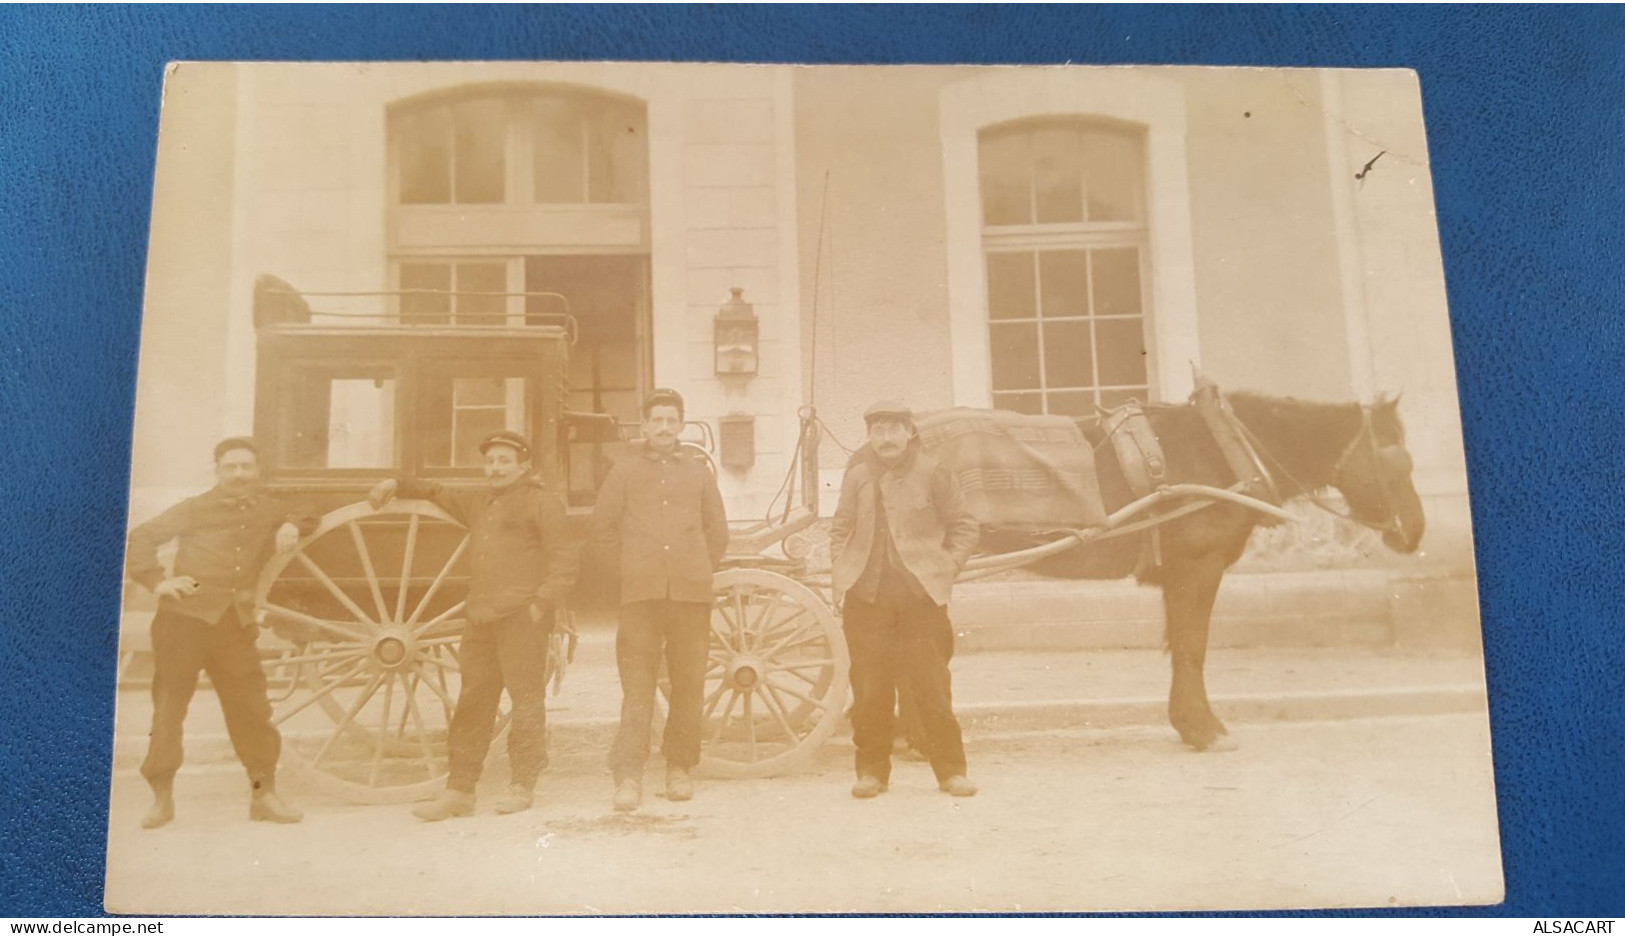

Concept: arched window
[[978, 118, 1151, 415], [392, 88, 648, 206]]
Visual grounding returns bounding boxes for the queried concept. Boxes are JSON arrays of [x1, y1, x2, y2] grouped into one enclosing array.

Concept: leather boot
[[612, 777, 642, 813], [851, 775, 888, 799], [665, 766, 693, 802], [141, 782, 175, 830], [248, 777, 304, 823], [412, 789, 476, 822], [938, 775, 978, 797], [494, 784, 534, 815]]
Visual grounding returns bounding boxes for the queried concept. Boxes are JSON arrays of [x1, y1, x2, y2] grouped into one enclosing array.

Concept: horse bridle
[[1323, 406, 1411, 539], [1239, 405, 1410, 540]]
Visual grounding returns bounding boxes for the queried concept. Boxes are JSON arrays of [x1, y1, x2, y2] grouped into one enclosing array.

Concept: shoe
[[249, 790, 305, 824], [665, 766, 693, 802], [494, 784, 534, 815], [411, 789, 476, 822], [141, 789, 175, 830], [850, 776, 888, 799], [612, 778, 642, 813], [938, 775, 978, 797]]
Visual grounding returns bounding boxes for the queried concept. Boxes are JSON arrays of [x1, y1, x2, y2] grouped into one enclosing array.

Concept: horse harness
[[1086, 388, 1410, 571], [1094, 394, 1283, 574]]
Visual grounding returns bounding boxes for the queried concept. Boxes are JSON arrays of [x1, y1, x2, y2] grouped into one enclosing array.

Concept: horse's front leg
[[1162, 553, 1234, 751]]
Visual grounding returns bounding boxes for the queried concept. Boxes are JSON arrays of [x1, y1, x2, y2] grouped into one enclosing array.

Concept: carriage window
[[278, 368, 397, 469], [979, 119, 1151, 414], [419, 374, 532, 469]]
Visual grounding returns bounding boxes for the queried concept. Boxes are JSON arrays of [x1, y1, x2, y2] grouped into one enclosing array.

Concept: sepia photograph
[[105, 60, 1500, 915]]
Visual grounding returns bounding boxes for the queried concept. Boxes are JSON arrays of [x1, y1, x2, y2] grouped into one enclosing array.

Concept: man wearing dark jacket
[[368, 430, 577, 820], [124, 437, 317, 828], [830, 401, 981, 799], [591, 389, 730, 812]]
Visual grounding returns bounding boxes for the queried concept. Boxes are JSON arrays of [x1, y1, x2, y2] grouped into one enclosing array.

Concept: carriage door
[[525, 254, 651, 507]]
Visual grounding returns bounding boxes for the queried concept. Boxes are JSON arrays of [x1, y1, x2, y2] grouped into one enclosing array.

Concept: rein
[[1234, 405, 1408, 539]]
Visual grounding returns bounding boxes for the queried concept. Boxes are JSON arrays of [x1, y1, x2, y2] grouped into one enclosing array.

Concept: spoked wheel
[[254, 500, 522, 805], [695, 569, 848, 778]]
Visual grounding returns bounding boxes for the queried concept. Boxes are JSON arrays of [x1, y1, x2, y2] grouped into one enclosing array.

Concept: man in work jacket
[[591, 388, 730, 812], [124, 437, 318, 828], [368, 430, 578, 820], [829, 401, 981, 799]]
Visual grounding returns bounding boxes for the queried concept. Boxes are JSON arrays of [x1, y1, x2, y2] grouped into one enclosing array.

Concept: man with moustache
[[592, 389, 730, 812], [368, 430, 577, 820], [829, 401, 981, 799], [124, 437, 317, 828]]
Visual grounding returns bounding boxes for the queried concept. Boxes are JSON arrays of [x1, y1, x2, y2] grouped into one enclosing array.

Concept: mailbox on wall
[[718, 413, 756, 470]]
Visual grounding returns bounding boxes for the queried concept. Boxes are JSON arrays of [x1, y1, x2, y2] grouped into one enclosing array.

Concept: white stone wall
[[203, 62, 802, 523]]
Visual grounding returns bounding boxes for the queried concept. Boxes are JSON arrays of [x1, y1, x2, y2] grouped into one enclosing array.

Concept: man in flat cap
[[124, 437, 318, 828], [369, 429, 578, 820], [830, 401, 981, 799], [591, 388, 730, 812]]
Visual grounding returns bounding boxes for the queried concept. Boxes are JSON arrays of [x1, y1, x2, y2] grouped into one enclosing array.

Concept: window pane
[[1099, 387, 1149, 410], [534, 97, 587, 203], [992, 392, 1042, 416], [589, 99, 648, 204], [453, 98, 506, 204], [398, 107, 451, 204], [978, 130, 1031, 226], [1096, 318, 1150, 387], [1042, 319, 1093, 389], [1038, 250, 1089, 318], [986, 252, 1036, 320], [453, 375, 508, 407], [281, 370, 396, 468], [399, 263, 450, 325], [420, 373, 531, 469], [1032, 126, 1084, 224], [989, 321, 1041, 391], [454, 262, 507, 326], [1091, 248, 1143, 317], [1045, 390, 1091, 417], [1081, 126, 1144, 223]]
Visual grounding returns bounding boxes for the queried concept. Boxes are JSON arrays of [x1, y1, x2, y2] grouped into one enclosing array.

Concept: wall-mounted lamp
[[714, 287, 760, 377]]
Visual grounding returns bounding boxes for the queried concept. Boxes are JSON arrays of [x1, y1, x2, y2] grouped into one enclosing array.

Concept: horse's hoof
[[1189, 734, 1239, 753]]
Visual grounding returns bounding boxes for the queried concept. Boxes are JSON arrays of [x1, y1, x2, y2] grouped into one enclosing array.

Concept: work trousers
[[842, 582, 967, 785], [446, 609, 551, 794], [608, 599, 710, 781], [141, 607, 281, 791]]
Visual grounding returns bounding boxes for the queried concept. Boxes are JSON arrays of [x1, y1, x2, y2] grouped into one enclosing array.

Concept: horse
[[975, 390, 1426, 752]]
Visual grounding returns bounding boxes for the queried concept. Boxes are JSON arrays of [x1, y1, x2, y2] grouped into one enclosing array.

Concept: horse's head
[[1329, 394, 1425, 554]]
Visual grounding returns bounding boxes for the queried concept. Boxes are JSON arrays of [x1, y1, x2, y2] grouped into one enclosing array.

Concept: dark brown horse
[[977, 391, 1426, 751]]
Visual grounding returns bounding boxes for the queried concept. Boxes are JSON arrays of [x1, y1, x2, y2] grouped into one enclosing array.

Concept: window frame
[[978, 118, 1156, 416]]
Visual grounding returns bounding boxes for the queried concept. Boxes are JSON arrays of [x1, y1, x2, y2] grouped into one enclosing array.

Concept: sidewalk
[[108, 636, 1488, 772]]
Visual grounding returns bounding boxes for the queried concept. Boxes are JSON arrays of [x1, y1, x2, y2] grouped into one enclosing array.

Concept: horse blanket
[[915, 407, 1109, 532]]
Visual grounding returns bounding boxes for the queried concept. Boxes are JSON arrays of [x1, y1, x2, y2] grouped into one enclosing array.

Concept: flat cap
[[478, 430, 531, 460], [643, 387, 686, 417], [213, 436, 261, 462], [863, 400, 914, 426]]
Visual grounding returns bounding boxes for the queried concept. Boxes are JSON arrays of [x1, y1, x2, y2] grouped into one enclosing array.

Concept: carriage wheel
[[696, 569, 848, 778], [255, 500, 526, 805]]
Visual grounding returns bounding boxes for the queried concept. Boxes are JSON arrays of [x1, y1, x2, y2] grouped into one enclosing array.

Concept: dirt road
[[104, 711, 1501, 915]]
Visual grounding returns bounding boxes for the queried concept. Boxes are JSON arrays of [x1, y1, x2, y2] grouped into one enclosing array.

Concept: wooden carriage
[[250, 281, 847, 804]]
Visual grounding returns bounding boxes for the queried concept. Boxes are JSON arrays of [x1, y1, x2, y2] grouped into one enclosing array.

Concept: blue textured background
[[0, 5, 1620, 917]]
